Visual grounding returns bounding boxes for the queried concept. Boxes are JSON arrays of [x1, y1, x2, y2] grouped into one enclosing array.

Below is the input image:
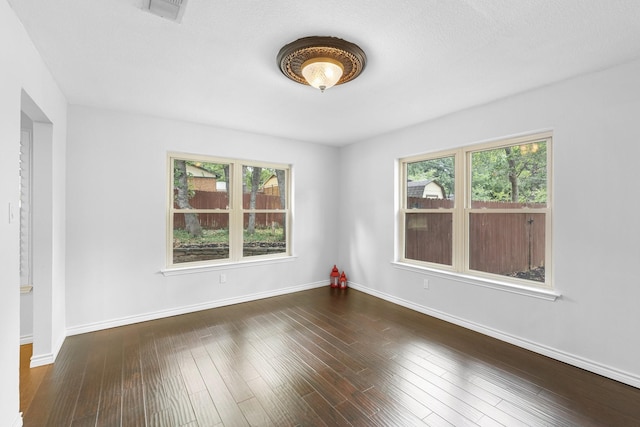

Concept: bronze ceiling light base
[[277, 36, 367, 92]]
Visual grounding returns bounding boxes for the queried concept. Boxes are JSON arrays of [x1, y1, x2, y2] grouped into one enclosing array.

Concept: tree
[[407, 156, 455, 198], [222, 165, 229, 193], [505, 146, 519, 202], [174, 159, 202, 237], [471, 142, 547, 204], [246, 166, 262, 235], [276, 168, 287, 241]]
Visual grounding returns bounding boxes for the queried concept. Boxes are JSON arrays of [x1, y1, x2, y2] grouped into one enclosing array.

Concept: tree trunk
[[174, 159, 202, 237], [247, 167, 261, 234], [222, 164, 230, 195], [276, 169, 286, 241], [505, 147, 519, 202]]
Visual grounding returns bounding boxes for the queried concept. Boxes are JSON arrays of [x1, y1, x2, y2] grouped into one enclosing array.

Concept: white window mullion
[[398, 161, 408, 262], [167, 153, 175, 267], [454, 149, 466, 273], [230, 162, 243, 261]]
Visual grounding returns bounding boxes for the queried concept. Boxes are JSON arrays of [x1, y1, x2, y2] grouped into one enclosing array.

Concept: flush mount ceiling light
[[277, 36, 367, 93]]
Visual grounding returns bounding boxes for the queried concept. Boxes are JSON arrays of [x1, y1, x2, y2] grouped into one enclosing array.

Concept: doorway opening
[[19, 90, 55, 416]]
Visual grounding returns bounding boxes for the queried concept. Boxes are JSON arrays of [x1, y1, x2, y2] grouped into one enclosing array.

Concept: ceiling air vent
[[146, 0, 188, 22]]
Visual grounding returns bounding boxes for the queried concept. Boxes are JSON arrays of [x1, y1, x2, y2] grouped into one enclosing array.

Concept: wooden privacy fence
[[405, 198, 545, 275], [405, 212, 453, 266], [468, 211, 545, 275], [173, 191, 284, 230]]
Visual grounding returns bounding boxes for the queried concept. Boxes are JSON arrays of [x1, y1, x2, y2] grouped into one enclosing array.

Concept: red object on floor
[[330, 265, 340, 288], [339, 271, 348, 289]]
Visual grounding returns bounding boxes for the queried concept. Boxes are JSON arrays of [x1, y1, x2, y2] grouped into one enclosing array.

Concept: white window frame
[[166, 152, 292, 270], [398, 132, 553, 290]]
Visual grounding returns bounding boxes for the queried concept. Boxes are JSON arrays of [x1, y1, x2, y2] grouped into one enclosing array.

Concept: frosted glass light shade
[[277, 37, 367, 92], [301, 57, 344, 92]]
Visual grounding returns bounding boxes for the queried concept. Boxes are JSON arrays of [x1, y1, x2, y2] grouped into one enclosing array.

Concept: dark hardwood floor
[[22, 287, 640, 426]]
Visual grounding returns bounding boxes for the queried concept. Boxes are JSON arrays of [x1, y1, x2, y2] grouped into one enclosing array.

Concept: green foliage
[[173, 160, 195, 200], [407, 156, 455, 198], [243, 166, 278, 190], [243, 226, 285, 243], [471, 142, 547, 203], [407, 142, 547, 204], [174, 160, 230, 200], [173, 227, 285, 246], [173, 228, 229, 244]]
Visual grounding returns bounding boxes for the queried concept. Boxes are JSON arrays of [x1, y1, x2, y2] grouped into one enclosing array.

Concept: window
[[399, 133, 552, 288], [167, 153, 290, 268]]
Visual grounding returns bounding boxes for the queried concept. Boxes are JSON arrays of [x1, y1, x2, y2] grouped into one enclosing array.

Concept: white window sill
[[391, 262, 561, 301], [161, 255, 298, 276]]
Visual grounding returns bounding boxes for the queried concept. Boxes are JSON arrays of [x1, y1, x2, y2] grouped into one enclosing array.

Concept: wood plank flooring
[[22, 287, 640, 426], [20, 343, 53, 416]]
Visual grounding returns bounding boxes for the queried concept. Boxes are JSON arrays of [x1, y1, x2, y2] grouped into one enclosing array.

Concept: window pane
[[173, 213, 229, 263], [405, 212, 452, 265], [471, 141, 547, 208], [242, 166, 287, 210], [243, 213, 287, 257], [173, 159, 229, 210], [406, 156, 455, 209], [469, 212, 545, 282]]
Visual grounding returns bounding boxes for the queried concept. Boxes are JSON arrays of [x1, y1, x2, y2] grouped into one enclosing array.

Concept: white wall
[[19, 292, 33, 344], [339, 59, 640, 387], [65, 105, 339, 332], [0, 1, 67, 425]]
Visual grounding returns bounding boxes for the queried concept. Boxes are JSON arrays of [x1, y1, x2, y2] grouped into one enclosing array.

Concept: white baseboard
[[12, 412, 23, 427], [30, 352, 54, 368], [28, 332, 65, 367], [66, 281, 327, 337], [20, 334, 33, 345], [348, 282, 640, 389]]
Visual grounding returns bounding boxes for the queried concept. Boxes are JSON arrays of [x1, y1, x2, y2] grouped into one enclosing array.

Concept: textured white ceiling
[[8, 0, 640, 145]]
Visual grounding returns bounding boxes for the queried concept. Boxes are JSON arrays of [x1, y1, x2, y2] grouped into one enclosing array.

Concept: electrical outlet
[[220, 273, 227, 284], [423, 279, 429, 290]]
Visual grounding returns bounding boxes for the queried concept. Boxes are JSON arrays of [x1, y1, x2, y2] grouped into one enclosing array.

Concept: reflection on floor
[[20, 343, 51, 416]]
